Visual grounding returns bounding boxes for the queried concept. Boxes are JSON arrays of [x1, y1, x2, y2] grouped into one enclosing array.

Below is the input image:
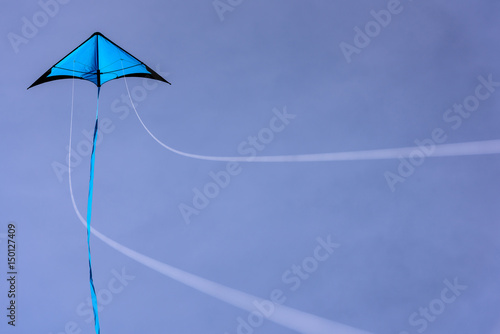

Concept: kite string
[[67, 188, 373, 334], [53, 60, 371, 334], [121, 75, 500, 162], [86, 86, 101, 334], [66, 87, 371, 334]]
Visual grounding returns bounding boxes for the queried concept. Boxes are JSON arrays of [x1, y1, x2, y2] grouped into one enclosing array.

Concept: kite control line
[[86, 87, 101, 334], [123, 83, 500, 162]]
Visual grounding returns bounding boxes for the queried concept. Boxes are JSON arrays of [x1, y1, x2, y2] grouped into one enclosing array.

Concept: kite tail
[[86, 87, 101, 334]]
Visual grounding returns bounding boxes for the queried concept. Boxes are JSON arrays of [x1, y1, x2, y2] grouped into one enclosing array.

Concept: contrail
[[67, 82, 372, 334]]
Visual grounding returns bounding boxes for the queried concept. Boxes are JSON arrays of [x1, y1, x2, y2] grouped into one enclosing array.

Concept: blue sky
[[1, 1, 500, 334]]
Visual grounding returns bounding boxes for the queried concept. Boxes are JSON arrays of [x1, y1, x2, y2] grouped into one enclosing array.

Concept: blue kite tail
[[86, 87, 101, 334]]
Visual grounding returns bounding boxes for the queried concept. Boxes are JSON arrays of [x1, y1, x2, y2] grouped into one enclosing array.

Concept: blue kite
[[28, 32, 170, 334]]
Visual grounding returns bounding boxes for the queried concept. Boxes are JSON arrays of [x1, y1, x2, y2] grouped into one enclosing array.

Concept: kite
[[28, 32, 170, 334]]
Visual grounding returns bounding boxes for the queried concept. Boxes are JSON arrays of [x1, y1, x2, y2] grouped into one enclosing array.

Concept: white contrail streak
[[67, 81, 372, 334]]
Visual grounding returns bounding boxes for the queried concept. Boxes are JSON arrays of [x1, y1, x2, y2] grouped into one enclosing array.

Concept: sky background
[[1, 1, 500, 333]]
